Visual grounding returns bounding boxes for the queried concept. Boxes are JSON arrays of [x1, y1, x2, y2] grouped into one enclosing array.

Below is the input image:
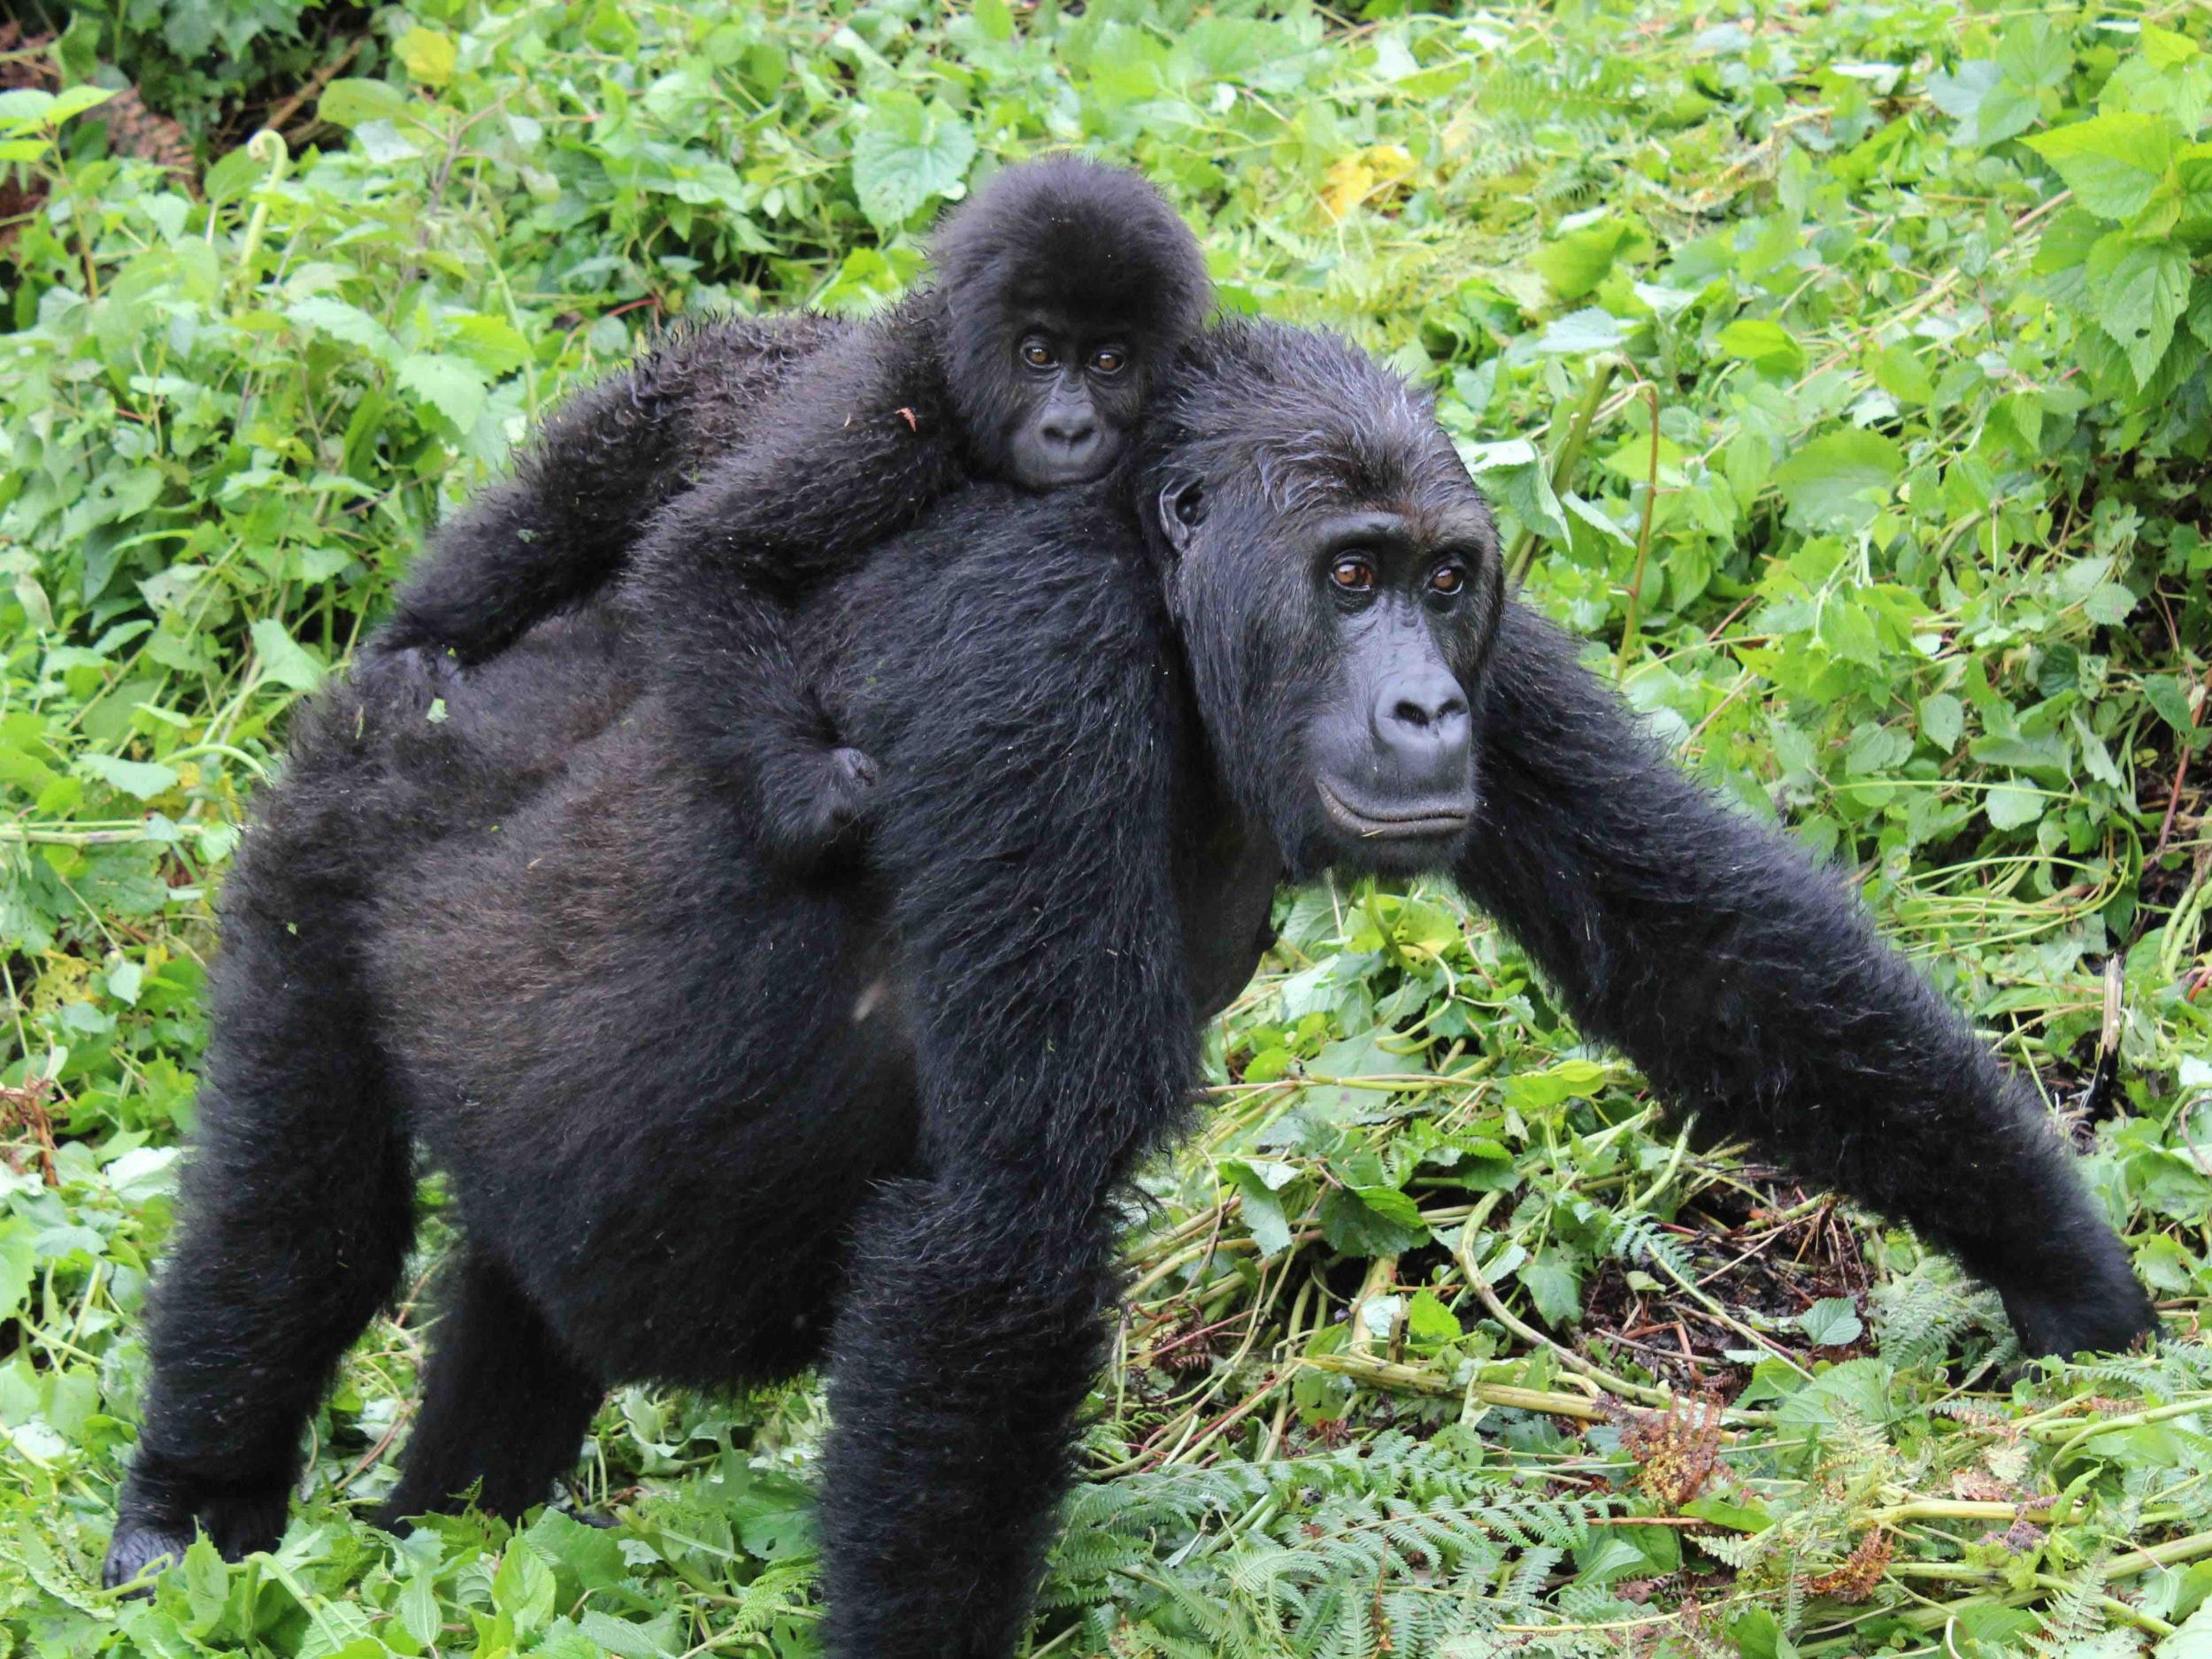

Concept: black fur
[[380, 155, 1211, 861], [104, 321, 2154, 1653]]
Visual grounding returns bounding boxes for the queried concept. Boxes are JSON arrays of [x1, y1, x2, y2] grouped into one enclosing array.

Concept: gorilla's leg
[[106, 1016, 415, 1585], [1455, 607, 2154, 1356], [378, 316, 845, 668], [380, 1249, 603, 1525], [818, 1183, 1118, 1659], [104, 717, 434, 1589]]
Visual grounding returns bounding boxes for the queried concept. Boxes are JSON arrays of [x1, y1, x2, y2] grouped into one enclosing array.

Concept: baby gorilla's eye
[[1429, 565, 1466, 597], [1329, 556, 1376, 594], [1088, 346, 1128, 376], [1019, 337, 1056, 370]]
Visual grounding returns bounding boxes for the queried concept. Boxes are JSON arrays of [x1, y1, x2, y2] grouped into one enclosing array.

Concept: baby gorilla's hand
[[758, 743, 880, 868]]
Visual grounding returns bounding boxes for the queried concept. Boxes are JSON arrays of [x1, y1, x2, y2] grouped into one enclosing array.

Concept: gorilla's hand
[[758, 743, 880, 869]]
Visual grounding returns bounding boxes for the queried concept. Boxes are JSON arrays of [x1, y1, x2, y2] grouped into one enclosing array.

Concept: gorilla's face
[[1156, 468, 1503, 880]]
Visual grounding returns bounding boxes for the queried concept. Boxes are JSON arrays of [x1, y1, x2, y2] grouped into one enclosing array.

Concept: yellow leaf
[[398, 27, 457, 88], [1321, 144, 1414, 221]]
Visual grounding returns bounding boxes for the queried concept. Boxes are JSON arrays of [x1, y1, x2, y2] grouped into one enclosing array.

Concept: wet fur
[[105, 323, 2153, 1649]]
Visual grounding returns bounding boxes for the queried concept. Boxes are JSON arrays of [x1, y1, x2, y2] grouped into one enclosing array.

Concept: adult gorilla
[[105, 321, 2154, 1655]]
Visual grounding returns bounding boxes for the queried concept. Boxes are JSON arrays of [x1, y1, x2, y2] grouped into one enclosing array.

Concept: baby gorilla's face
[[1002, 311, 1147, 488]]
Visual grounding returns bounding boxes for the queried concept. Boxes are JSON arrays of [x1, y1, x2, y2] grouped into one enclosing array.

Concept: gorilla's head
[[930, 156, 1213, 490], [1146, 322, 1504, 879]]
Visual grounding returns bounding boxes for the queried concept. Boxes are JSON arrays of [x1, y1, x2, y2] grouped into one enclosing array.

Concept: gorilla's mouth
[[1316, 778, 1473, 841]]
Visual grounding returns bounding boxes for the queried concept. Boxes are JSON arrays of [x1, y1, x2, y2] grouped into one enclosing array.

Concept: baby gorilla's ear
[[1157, 479, 1207, 557]]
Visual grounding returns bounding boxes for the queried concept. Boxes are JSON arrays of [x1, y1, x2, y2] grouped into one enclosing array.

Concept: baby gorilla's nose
[[1039, 410, 1098, 449]]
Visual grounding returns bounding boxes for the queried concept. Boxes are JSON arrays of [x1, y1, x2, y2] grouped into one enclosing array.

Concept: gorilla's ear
[[1157, 479, 1207, 557]]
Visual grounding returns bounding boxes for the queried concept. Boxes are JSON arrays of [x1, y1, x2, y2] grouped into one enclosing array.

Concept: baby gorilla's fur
[[379, 156, 1211, 859]]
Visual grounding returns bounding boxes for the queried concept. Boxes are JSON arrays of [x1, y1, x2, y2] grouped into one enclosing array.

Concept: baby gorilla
[[377, 156, 1211, 857]]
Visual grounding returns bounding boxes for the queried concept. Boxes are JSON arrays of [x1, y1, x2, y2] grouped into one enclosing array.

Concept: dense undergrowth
[[3, 2, 2211, 1655]]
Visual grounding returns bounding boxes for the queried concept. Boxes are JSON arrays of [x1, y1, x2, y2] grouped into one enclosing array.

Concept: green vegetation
[[4, 1, 2212, 1654]]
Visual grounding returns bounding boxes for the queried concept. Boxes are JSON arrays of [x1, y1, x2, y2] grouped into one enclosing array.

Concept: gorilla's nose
[[1044, 422, 1097, 462], [1374, 669, 1471, 782]]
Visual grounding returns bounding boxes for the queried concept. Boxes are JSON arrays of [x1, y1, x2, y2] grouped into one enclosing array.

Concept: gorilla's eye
[[1329, 556, 1377, 595], [1429, 565, 1466, 598], [1019, 337, 1056, 371], [1088, 346, 1128, 377]]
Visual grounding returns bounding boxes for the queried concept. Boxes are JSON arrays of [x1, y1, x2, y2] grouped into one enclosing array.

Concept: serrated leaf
[[1920, 692, 1963, 750], [1405, 1290, 1462, 1345], [1461, 437, 1570, 545], [2024, 113, 2177, 222], [250, 618, 325, 692], [79, 753, 179, 800], [1984, 782, 2044, 831], [1770, 428, 1903, 532], [849, 93, 974, 231], [289, 296, 400, 363], [1800, 1297, 1863, 1346], [2085, 234, 2191, 388], [397, 352, 488, 433], [1517, 1249, 1583, 1326], [2083, 581, 2138, 626]]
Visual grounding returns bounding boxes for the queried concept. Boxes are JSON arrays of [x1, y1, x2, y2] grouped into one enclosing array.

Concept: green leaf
[[1504, 1057, 1612, 1110], [1873, 342, 1934, 404], [1770, 428, 1903, 532], [2147, 674, 2207, 747], [1984, 782, 2044, 832], [2083, 581, 2138, 626], [289, 296, 401, 363], [319, 78, 411, 128], [2024, 113, 2177, 221], [1320, 1187, 1427, 1256], [46, 84, 118, 124], [2085, 234, 2192, 388], [397, 352, 489, 433], [1517, 1248, 1584, 1326], [1920, 692, 1963, 751], [1462, 437, 1570, 545], [1799, 1297, 1863, 1347], [1534, 307, 1626, 356], [1225, 1160, 1296, 1256], [1531, 217, 1630, 302], [1405, 1290, 1462, 1345], [849, 93, 976, 231], [1717, 318, 1805, 373], [250, 618, 326, 692], [0, 1220, 33, 1321], [78, 753, 179, 800], [398, 27, 457, 87]]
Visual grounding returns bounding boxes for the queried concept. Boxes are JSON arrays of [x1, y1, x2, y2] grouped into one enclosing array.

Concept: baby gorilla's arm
[[620, 315, 971, 863]]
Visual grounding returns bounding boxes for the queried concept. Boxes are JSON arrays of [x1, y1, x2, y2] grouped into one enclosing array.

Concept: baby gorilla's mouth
[[1316, 777, 1473, 840]]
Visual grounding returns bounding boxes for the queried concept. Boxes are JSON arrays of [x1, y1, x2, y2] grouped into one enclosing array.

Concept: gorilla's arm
[[1455, 605, 2154, 1356], [619, 312, 972, 854], [376, 315, 847, 665], [815, 499, 1194, 1659]]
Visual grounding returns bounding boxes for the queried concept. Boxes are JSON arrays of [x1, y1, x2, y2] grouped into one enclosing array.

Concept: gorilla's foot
[[2001, 1271, 2158, 1359], [104, 1458, 291, 1593], [762, 744, 881, 864], [103, 1517, 196, 1592]]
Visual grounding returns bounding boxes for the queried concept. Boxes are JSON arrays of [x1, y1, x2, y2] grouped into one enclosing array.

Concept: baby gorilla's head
[[931, 156, 1213, 489]]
